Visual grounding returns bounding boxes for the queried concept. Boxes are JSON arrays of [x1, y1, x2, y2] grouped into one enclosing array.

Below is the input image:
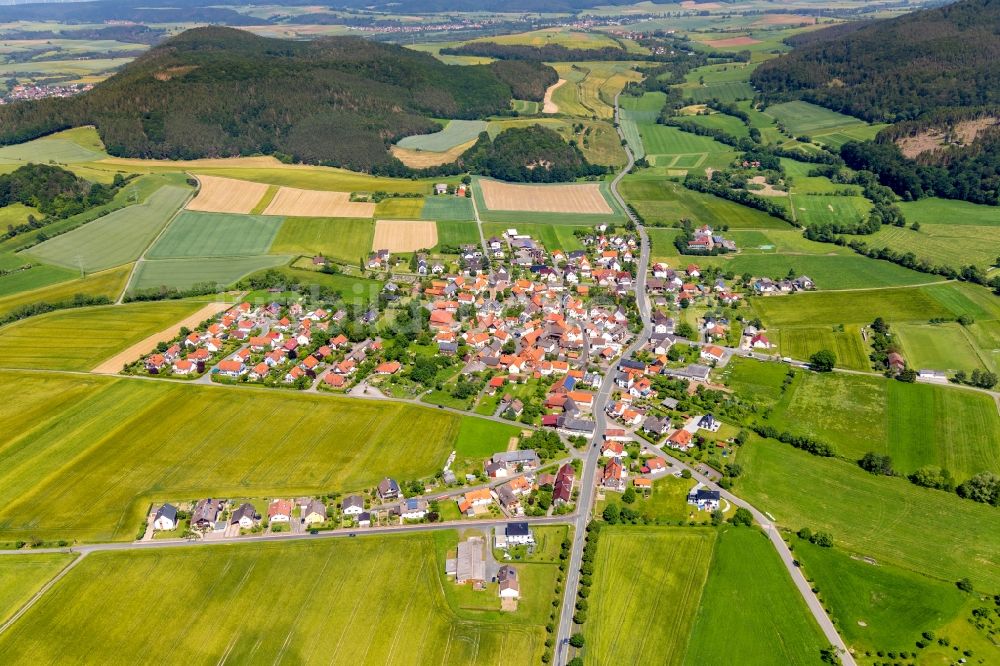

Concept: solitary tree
[[730, 507, 753, 527], [809, 349, 836, 372]]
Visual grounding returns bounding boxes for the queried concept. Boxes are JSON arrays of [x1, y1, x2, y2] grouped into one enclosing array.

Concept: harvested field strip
[[146, 211, 284, 259], [24, 186, 190, 273], [0, 370, 496, 543], [263, 186, 375, 218], [372, 220, 438, 253], [0, 301, 207, 372], [91, 301, 233, 374], [478, 179, 612, 214], [186, 175, 269, 214], [391, 140, 477, 168]]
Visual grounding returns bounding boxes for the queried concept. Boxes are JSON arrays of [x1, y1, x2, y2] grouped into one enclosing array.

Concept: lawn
[[128, 255, 291, 292], [147, 212, 283, 259], [895, 322, 992, 373], [0, 263, 77, 298], [0, 301, 207, 371], [735, 437, 1000, 591], [0, 264, 131, 319], [374, 197, 425, 219], [792, 537, 999, 660], [396, 120, 488, 152], [435, 220, 481, 248], [685, 528, 826, 665], [621, 177, 789, 229], [0, 554, 75, 623], [25, 185, 191, 272], [0, 533, 549, 664], [585, 527, 715, 666], [270, 217, 374, 265], [0, 370, 501, 543], [421, 196, 474, 221]]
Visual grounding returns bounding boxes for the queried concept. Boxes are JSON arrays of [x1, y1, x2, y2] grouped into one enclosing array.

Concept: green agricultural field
[[683, 111, 750, 138], [682, 62, 756, 85], [479, 27, 621, 49], [766, 369, 1000, 479], [0, 301, 207, 371], [0, 264, 131, 319], [0, 370, 512, 543], [866, 222, 1000, 273], [481, 223, 586, 252], [0, 127, 107, 165], [374, 197, 425, 219], [895, 322, 992, 373], [0, 554, 75, 622], [789, 194, 871, 227], [638, 124, 732, 161], [0, 534, 550, 664], [619, 92, 665, 159], [719, 254, 938, 290], [776, 325, 869, 371], [764, 101, 869, 136], [792, 537, 999, 660], [683, 81, 756, 103], [685, 528, 826, 665], [646, 227, 683, 261], [736, 437, 1000, 591], [147, 212, 284, 259], [719, 356, 790, 407], [751, 284, 961, 327], [585, 527, 715, 666], [435, 221, 481, 248], [621, 177, 789, 229], [898, 197, 1000, 227], [130, 255, 291, 292], [270, 217, 374, 265], [396, 120, 488, 152], [0, 263, 77, 298], [422, 196, 474, 221], [25, 185, 191, 272]]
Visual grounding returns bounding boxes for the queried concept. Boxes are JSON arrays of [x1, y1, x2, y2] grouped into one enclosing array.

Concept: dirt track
[[91, 302, 232, 374], [543, 79, 567, 114]]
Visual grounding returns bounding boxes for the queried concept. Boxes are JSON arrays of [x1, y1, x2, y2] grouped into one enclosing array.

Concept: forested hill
[[0, 27, 556, 173], [752, 0, 1000, 123]]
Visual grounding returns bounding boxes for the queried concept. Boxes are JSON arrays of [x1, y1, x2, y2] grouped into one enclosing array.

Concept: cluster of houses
[[649, 262, 741, 308], [752, 275, 815, 295], [685, 224, 737, 253], [460, 457, 576, 517]]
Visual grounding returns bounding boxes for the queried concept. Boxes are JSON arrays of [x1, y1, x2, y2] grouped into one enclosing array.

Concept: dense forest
[[0, 164, 116, 221], [0, 27, 556, 173], [461, 125, 607, 182], [753, 0, 1000, 205]]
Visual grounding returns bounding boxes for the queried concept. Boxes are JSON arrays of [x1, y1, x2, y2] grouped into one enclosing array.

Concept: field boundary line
[[0, 551, 85, 636], [118, 176, 198, 303]]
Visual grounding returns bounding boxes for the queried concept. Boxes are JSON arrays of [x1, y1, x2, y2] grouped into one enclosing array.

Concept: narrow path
[[0, 552, 85, 636], [470, 183, 489, 258]]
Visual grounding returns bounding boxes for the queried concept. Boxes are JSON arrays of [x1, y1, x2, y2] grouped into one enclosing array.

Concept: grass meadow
[[25, 185, 191, 272], [866, 222, 1000, 272], [0, 370, 510, 543], [0, 264, 131, 319], [764, 101, 869, 137], [789, 194, 871, 227], [622, 177, 788, 229], [685, 528, 826, 665], [374, 197, 425, 219], [585, 527, 715, 666], [129, 255, 291, 292], [0, 553, 75, 625], [736, 437, 1000, 592], [716, 254, 937, 290], [147, 212, 283, 259], [0, 301, 207, 371], [252, 267, 383, 305], [0, 263, 77, 298], [435, 220, 481, 248], [0, 533, 549, 664], [421, 196, 475, 221], [895, 322, 993, 372], [0, 127, 106, 164], [396, 119, 488, 152], [271, 217, 374, 264], [683, 81, 756, 103], [776, 325, 870, 371], [792, 537, 1000, 660]]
